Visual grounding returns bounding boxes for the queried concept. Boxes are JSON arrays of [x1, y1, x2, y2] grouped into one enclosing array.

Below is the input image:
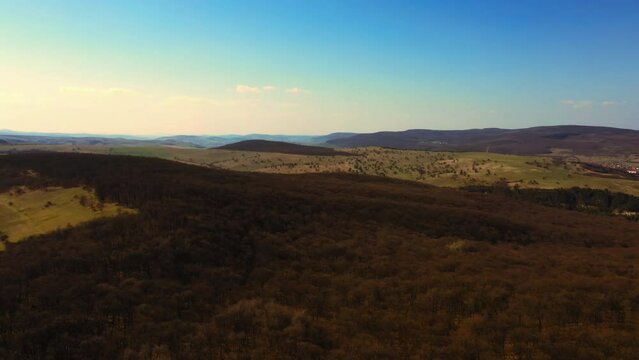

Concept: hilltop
[[217, 139, 351, 156], [1, 153, 639, 358]]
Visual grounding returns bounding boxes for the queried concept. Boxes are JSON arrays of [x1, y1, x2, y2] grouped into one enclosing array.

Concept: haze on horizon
[[1, 0, 638, 136]]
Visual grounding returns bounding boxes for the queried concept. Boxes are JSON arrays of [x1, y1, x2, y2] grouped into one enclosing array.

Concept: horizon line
[[2, 123, 638, 139]]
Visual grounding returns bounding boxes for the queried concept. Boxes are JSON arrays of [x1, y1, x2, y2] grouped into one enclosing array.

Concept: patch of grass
[[446, 239, 480, 253], [0, 186, 134, 250]]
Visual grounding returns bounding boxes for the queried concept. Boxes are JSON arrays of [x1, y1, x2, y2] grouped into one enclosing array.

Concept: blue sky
[[0, 0, 637, 135]]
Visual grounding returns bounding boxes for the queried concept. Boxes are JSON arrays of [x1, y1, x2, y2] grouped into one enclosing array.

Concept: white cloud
[[236, 85, 263, 94], [59, 86, 136, 96], [286, 87, 308, 95], [560, 99, 624, 110], [235, 85, 280, 94], [560, 100, 592, 110], [601, 100, 619, 108]]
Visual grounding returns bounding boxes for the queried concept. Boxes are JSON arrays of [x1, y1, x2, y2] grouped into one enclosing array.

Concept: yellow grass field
[[0, 186, 134, 250]]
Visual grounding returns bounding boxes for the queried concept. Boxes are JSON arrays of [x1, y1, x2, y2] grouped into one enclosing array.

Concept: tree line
[[463, 183, 639, 220]]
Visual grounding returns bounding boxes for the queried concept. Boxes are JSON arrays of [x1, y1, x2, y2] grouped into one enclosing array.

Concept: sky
[[0, 0, 638, 135]]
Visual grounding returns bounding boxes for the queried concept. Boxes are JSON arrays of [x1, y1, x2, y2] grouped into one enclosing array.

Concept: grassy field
[[0, 186, 133, 250], [3, 144, 639, 195], [190, 146, 639, 195]]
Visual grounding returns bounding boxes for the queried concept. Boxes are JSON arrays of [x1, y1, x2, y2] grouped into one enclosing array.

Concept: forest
[[463, 184, 639, 220], [1, 153, 639, 359]]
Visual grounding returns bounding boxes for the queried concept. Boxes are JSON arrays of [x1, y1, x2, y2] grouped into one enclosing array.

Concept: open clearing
[[0, 186, 133, 250], [3, 144, 639, 195]]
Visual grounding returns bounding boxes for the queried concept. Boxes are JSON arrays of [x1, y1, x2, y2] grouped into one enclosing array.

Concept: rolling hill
[[3, 143, 639, 196], [153, 133, 355, 147], [217, 139, 351, 156], [327, 125, 639, 155], [1, 153, 639, 358]]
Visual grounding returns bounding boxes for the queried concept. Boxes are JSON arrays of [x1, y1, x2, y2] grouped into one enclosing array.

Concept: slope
[[0, 153, 639, 358]]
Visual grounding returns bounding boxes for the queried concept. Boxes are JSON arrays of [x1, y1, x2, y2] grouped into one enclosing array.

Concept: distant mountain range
[[327, 125, 639, 155], [2, 125, 639, 155], [0, 130, 353, 148], [0, 134, 147, 147]]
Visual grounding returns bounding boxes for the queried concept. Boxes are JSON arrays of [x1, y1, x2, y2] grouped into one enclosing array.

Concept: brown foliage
[[0, 153, 638, 359]]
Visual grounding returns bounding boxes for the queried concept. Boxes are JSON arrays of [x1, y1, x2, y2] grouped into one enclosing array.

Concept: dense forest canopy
[[1, 153, 639, 359]]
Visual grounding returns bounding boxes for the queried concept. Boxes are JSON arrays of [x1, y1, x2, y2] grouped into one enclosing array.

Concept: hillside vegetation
[[463, 185, 639, 220], [1, 153, 639, 359], [2, 144, 639, 196]]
